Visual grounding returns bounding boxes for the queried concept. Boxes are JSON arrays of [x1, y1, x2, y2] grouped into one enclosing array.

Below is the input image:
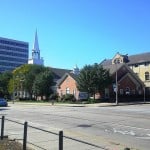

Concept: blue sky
[[0, 0, 150, 69]]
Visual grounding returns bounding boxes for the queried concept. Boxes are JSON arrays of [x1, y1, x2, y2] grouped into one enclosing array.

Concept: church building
[[28, 30, 44, 65], [101, 52, 150, 97]]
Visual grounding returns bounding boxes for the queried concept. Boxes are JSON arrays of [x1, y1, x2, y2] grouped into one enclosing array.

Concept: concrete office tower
[[28, 30, 44, 65], [0, 37, 29, 72]]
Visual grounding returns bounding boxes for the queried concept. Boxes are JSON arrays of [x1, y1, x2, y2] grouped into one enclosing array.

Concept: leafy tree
[[0, 71, 12, 98], [32, 69, 54, 100], [77, 63, 112, 99], [23, 65, 45, 99], [76, 65, 95, 94], [10, 64, 46, 99], [93, 63, 112, 95]]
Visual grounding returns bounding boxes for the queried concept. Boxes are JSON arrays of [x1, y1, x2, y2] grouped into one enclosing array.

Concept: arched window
[[66, 87, 70, 94], [145, 72, 150, 80], [125, 87, 130, 95], [114, 58, 120, 64]]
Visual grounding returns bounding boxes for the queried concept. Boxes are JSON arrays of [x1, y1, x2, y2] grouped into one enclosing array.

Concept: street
[[0, 103, 150, 150]]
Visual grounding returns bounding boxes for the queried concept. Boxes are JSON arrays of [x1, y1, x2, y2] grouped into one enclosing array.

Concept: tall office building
[[0, 37, 29, 72]]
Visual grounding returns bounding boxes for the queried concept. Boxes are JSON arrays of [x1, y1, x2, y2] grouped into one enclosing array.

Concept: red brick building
[[104, 63, 144, 101], [56, 63, 144, 101], [57, 73, 80, 100]]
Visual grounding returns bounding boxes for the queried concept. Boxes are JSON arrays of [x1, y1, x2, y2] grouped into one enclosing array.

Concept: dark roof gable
[[101, 52, 150, 66], [57, 72, 78, 86], [127, 52, 150, 65], [49, 67, 71, 79]]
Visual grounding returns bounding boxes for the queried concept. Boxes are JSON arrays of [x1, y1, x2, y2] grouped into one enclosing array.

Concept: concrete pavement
[[8, 100, 150, 107], [5, 101, 150, 150]]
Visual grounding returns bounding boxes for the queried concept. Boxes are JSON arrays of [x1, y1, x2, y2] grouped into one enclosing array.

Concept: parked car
[[0, 98, 8, 107]]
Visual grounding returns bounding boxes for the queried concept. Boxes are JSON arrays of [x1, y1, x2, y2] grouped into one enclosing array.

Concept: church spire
[[73, 65, 80, 75], [33, 29, 39, 52], [28, 30, 44, 66]]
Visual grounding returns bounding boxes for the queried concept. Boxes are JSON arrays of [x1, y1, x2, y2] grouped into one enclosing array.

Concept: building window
[[105, 88, 109, 98], [132, 89, 135, 95], [114, 59, 120, 64], [145, 87, 150, 95], [145, 72, 150, 80], [125, 87, 130, 95], [66, 87, 70, 94], [73, 89, 76, 96], [60, 90, 63, 96], [120, 89, 124, 95], [145, 62, 149, 66]]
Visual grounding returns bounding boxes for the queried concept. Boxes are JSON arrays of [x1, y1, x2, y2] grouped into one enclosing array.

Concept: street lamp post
[[12, 75, 19, 104], [115, 63, 118, 105], [114, 58, 120, 105], [13, 76, 15, 104], [20, 79, 24, 99], [143, 86, 145, 103]]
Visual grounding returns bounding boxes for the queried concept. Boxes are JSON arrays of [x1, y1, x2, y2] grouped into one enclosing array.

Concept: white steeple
[[32, 30, 40, 59], [33, 29, 39, 52], [28, 30, 44, 66]]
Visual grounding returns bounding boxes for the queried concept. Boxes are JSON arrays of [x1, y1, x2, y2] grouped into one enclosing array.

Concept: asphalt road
[[0, 103, 150, 150]]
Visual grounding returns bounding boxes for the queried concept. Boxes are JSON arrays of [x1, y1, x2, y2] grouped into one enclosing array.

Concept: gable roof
[[49, 67, 72, 79], [103, 63, 144, 86], [100, 59, 112, 66], [127, 52, 150, 65], [118, 73, 142, 87], [57, 72, 78, 86], [101, 52, 150, 66], [103, 63, 125, 75]]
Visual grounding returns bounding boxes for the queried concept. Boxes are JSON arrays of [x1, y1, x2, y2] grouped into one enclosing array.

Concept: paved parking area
[[0, 102, 150, 150]]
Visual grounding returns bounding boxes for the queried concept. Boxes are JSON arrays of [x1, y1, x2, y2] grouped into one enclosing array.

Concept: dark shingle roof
[[103, 63, 144, 86], [49, 67, 72, 79], [127, 52, 150, 65], [103, 63, 125, 75], [101, 52, 150, 66], [100, 59, 112, 66], [57, 72, 78, 86], [68, 72, 78, 81]]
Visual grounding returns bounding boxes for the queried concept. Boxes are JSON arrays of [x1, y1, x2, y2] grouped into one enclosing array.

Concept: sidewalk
[[8, 101, 150, 107], [55, 101, 150, 107]]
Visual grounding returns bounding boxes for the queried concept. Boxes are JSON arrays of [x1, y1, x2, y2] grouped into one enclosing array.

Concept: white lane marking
[[111, 123, 150, 131], [147, 134, 150, 136], [136, 136, 150, 140], [113, 128, 136, 136]]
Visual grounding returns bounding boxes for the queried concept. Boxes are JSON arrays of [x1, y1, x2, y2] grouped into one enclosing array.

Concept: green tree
[[77, 63, 112, 99], [93, 63, 112, 95], [0, 71, 12, 98], [76, 65, 95, 94], [11, 64, 46, 99], [23, 65, 45, 99], [32, 69, 54, 100]]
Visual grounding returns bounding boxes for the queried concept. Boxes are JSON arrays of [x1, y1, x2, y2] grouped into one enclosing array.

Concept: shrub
[[49, 93, 59, 100], [88, 98, 96, 104], [124, 148, 130, 150], [62, 94, 75, 101]]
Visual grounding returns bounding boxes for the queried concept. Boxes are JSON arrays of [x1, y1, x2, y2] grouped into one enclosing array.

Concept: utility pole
[[115, 63, 118, 105], [114, 58, 119, 105], [143, 86, 145, 103], [13, 76, 15, 104]]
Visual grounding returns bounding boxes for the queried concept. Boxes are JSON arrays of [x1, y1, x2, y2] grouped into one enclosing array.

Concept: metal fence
[[0, 116, 107, 150]]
